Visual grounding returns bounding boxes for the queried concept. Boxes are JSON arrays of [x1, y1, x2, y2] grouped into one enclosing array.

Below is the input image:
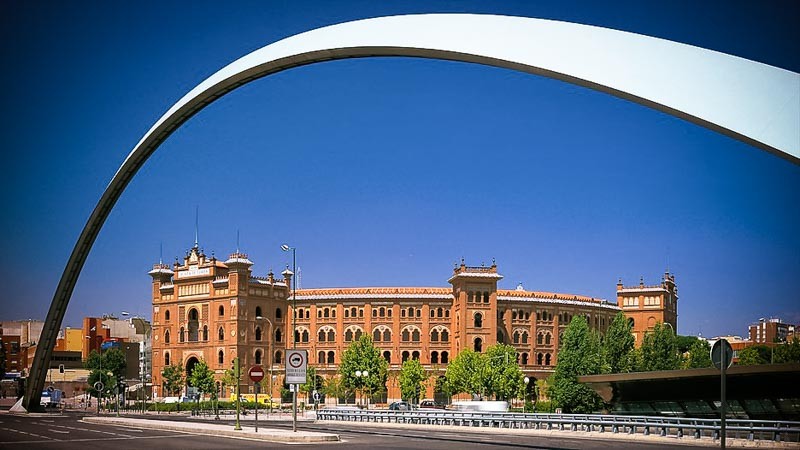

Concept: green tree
[[774, 338, 800, 363], [299, 367, 322, 401], [399, 359, 428, 403], [675, 334, 701, 354], [738, 345, 772, 365], [220, 367, 238, 399], [86, 368, 117, 400], [444, 349, 485, 399], [162, 364, 184, 396], [483, 344, 525, 401], [683, 339, 713, 369], [323, 375, 351, 403], [84, 348, 127, 400], [603, 312, 635, 373], [188, 360, 216, 400], [549, 315, 605, 413], [339, 335, 388, 402], [638, 323, 681, 371]]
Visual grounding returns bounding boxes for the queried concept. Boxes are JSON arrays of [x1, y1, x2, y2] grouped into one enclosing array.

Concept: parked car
[[389, 401, 414, 411]]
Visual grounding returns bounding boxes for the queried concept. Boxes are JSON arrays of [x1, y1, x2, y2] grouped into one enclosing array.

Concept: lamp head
[[281, 244, 291, 252]]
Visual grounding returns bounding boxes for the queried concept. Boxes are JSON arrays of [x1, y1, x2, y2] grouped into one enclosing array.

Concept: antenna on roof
[[236, 228, 240, 253], [159, 241, 163, 264]]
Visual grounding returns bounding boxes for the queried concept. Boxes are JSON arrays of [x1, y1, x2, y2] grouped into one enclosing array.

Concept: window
[[202, 325, 208, 341], [379, 307, 385, 317], [219, 305, 224, 316], [383, 351, 391, 363], [545, 354, 552, 365], [438, 307, 444, 318], [483, 291, 490, 303], [372, 309, 377, 318], [180, 327, 185, 343], [327, 351, 334, 364], [165, 310, 171, 321], [218, 327, 224, 341], [402, 351, 409, 362], [431, 330, 439, 342], [412, 351, 420, 360], [628, 317, 635, 328], [537, 333, 543, 345], [322, 329, 329, 342], [431, 351, 439, 364], [430, 309, 435, 318], [276, 308, 282, 319], [345, 329, 354, 342], [373, 329, 381, 341], [344, 309, 350, 318], [537, 353, 543, 365], [522, 331, 528, 344], [318, 351, 325, 364], [441, 330, 449, 342], [441, 351, 449, 364], [218, 350, 224, 365], [323, 308, 330, 318], [327, 330, 335, 342], [545, 333, 551, 345], [302, 329, 309, 343], [188, 308, 199, 341], [474, 338, 483, 353], [275, 351, 283, 364], [350, 307, 357, 317], [275, 329, 282, 342], [383, 329, 390, 342], [255, 350, 262, 365], [164, 330, 170, 344], [402, 329, 410, 342], [255, 306, 262, 318], [255, 327, 262, 341], [165, 352, 170, 365], [474, 313, 483, 328], [521, 353, 529, 365], [412, 329, 420, 342]]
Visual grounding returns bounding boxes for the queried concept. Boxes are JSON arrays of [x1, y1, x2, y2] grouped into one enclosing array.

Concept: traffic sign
[[248, 365, 265, 383], [94, 381, 104, 391], [711, 339, 733, 370], [47, 386, 55, 393], [285, 349, 307, 384]]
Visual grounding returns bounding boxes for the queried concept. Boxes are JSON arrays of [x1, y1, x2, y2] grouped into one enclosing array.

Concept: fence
[[316, 409, 800, 443]]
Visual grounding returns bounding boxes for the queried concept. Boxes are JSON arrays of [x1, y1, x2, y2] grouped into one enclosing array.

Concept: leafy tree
[[683, 339, 713, 369], [87, 368, 117, 400], [221, 367, 238, 399], [323, 375, 351, 402], [399, 359, 428, 403], [738, 345, 772, 365], [444, 349, 485, 399], [85, 348, 127, 400], [162, 364, 184, 396], [483, 344, 524, 401], [603, 312, 635, 373], [339, 335, 388, 402], [549, 315, 605, 413], [188, 360, 216, 400], [675, 334, 701, 354], [774, 337, 800, 363], [637, 323, 681, 371]]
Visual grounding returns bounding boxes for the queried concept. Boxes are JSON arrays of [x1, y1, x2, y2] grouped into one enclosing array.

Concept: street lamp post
[[281, 243, 298, 432], [86, 335, 104, 415], [523, 377, 530, 412], [355, 370, 369, 409], [256, 315, 274, 417]]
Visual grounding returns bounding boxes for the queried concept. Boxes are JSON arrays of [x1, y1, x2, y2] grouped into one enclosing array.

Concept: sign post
[[93, 381, 104, 416], [285, 350, 308, 433], [248, 365, 264, 433], [711, 339, 733, 449], [233, 357, 242, 431]]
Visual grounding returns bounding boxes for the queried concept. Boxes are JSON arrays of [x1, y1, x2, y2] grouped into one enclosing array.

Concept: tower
[[617, 271, 678, 346], [448, 259, 503, 355]]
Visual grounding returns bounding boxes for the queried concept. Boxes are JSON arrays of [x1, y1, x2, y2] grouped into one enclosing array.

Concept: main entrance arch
[[23, 13, 799, 411]]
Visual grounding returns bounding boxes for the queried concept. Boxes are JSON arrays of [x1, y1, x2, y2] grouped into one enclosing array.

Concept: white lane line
[[49, 429, 70, 434], [0, 426, 58, 441]]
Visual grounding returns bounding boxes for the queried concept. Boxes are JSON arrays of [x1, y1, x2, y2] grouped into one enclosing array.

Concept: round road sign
[[248, 365, 265, 383], [93, 381, 104, 391], [289, 352, 304, 368], [711, 339, 734, 370]]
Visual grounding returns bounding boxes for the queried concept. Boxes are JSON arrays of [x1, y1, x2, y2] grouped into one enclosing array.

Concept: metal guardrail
[[316, 410, 800, 443]]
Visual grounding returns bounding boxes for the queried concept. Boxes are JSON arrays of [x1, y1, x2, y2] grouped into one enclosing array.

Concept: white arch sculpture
[[23, 13, 799, 411]]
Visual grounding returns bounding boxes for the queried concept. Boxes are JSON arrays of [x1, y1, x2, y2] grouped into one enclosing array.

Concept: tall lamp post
[[256, 315, 274, 416], [281, 243, 298, 432], [86, 335, 104, 415], [355, 370, 369, 409]]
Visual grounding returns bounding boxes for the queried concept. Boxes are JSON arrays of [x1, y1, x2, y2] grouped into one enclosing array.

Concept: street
[[0, 412, 715, 449]]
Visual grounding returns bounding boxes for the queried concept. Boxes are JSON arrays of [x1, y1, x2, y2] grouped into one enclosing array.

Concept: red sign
[[248, 365, 264, 383]]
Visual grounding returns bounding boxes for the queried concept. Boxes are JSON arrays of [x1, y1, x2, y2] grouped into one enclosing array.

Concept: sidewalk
[[82, 416, 339, 443]]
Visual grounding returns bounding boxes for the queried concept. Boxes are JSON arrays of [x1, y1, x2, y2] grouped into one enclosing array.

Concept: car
[[389, 401, 413, 411], [418, 400, 444, 409]]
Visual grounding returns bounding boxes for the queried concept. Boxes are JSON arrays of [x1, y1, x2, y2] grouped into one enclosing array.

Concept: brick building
[[616, 272, 678, 346]]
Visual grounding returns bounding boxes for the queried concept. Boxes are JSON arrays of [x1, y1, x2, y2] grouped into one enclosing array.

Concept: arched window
[[383, 351, 391, 363], [276, 308, 282, 319], [255, 350, 262, 365], [372, 309, 377, 318], [537, 333, 543, 345], [350, 307, 357, 317], [513, 331, 520, 344], [275, 329, 282, 342], [255, 306, 262, 318], [402, 351, 409, 362], [318, 351, 325, 364], [218, 327, 224, 341], [407, 307, 414, 318], [165, 310, 171, 321], [323, 308, 329, 318], [522, 331, 528, 344], [513, 311, 518, 320], [188, 309, 199, 341], [373, 329, 381, 341], [302, 329, 309, 343], [431, 330, 439, 342], [218, 350, 224, 365], [545, 333, 551, 345], [359, 308, 364, 318], [275, 351, 283, 364], [179, 327, 185, 343], [202, 325, 208, 341], [344, 309, 350, 318], [294, 330, 300, 343], [305, 309, 310, 319], [164, 330, 170, 344], [441, 329, 449, 342], [255, 327, 262, 341], [355, 329, 362, 340], [219, 305, 224, 316], [379, 307, 385, 317], [521, 353, 529, 365], [484, 292, 490, 303], [430, 309, 435, 318], [412, 329, 420, 342], [474, 337, 483, 353], [383, 329, 391, 342], [431, 351, 439, 364], [327, 330, 335, 342], [327, 351, 334, 364], [438, 307, 444, 318], [412, 351, 420, 360], [628, 317, 635, 328], [441, 351, 449, 364], [345, 329, 353, 342], [402, 329, 410, 342], [164, 352, 170, 365], [474, 313, 483, 328], [545, 354, 552, 365], [537, 353, 543, 365], [318, 329, 326, 342]]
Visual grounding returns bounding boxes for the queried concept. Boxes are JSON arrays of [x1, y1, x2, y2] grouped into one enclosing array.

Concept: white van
[[452, 401, 508, 412]]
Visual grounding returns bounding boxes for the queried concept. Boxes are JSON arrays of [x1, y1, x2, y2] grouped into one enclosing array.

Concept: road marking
[[49, 428, 70, 434], [0, 426, 58, 441]]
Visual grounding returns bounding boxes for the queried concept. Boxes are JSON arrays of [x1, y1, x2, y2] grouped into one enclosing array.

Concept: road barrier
[[317, 409, 800, 443]]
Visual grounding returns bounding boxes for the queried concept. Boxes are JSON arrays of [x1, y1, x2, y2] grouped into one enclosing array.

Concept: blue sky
[[1, 1, 798, 338]]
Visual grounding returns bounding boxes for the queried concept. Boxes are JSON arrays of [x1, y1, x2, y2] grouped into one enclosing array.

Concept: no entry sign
[[248, 365, 264, 383]]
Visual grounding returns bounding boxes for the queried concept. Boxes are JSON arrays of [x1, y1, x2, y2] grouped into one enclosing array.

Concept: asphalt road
[[0, 412, 715, 449]]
